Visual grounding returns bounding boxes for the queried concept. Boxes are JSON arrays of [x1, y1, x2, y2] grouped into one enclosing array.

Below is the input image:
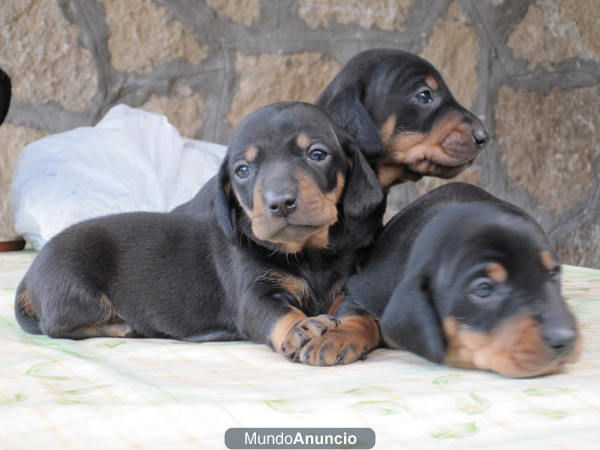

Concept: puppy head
[[380, 204, 581, 378], [214, 102, 382, 254], [0, 68, 11, 126], [316, 49, 488, 189]]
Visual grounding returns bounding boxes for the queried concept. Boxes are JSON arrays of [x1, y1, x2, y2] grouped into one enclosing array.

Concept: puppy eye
[[469, 278, 495, 301], [234, 164, 251, 179], [416, 89, 433, 104], [308, 145, 329, 162]]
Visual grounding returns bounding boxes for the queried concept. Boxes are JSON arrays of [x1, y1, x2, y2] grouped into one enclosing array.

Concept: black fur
[[339, 183, 579, 368], [316, 48, 488, 186], [174, 48, 488, 217], [15, 102, 383, 355]]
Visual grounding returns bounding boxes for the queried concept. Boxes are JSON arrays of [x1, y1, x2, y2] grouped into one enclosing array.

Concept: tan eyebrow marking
[[245, 145, 258, 162], [487, 263, 508, 283], [540, 251, 555, 270], [296, 133, 311, 150], [425, 75, 439, 90]]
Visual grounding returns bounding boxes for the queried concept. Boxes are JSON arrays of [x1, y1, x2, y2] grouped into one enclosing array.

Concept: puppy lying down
[[13, 101, 384, 365], [338, 183, 581, 377]]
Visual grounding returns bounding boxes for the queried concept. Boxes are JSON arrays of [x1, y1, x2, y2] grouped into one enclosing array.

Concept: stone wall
[[0, 0, 598, 267]]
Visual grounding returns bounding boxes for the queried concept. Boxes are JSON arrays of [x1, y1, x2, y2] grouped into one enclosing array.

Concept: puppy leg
[[238, 287, 375, 364], [34, 283, 134, 339], [66, 321, 137, 339], [242, 288, 379, 365], [236, 289, 338, 361]]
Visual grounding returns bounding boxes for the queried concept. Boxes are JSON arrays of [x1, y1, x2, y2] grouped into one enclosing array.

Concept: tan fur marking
[[17, 289, 36, 318], [388, 132, 425, 159], [442, 317, 459, 340], [259, 271, 312, 305], [377, 164, 422, 188], [245, 145, 258, 162], [280, 276, 311, 303], [299, 314, 381, 365], [303, 172, 345, 249], [235, 181, 275, 241], [296, 133, 311, 150], [443, 315, 580, 378], [379, 114, 397, 144], [327, 292, 345, 316], [380, 110, 477, 188], [297, 171, 342, 249], [74, 323, 134, 338], [236, 170, 344, 253], [279, 242, 304, 254], [272, 170, 340, 251], [295, 171, 331, 219], [325, 172, 346, 204], [99, 294, 118, 322], [425, 75, 439, 90], [487, 263, 508, 284], [239, 168, 342, 253], [386, 112, 466, 165], [305, 227, 330, 249], [67, 294, 129, 338], [540, 251, 555, 270], [270, 307, 306, 352], [339, 315, 380, 346]]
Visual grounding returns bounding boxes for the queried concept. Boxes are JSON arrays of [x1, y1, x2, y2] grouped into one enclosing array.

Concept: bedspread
[[1, 251, 599, 449]]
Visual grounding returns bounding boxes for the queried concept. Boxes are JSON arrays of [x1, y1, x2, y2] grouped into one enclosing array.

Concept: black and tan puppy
[[336, 183, 581, 377], [169, 49, 491, 365], [174, 48, 488, 216], [0, 68, 10, 125], [316, 48, 488, 189], [15, 102, 383, 364]]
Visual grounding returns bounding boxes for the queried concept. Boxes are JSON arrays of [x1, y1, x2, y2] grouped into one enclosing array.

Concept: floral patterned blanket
[[1, 251, 599, 449]]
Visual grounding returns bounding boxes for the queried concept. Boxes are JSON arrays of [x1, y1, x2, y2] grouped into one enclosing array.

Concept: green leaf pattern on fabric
[[0, 253, 599, 447]]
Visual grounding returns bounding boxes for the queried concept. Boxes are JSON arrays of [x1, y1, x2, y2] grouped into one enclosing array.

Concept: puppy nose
[[266, 191, 297, 217], [543, 327, 577, 355], [472, 126, 488, 148]]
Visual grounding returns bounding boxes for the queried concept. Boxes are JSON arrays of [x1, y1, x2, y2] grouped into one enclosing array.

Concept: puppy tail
[[14, 280, 42, 334]]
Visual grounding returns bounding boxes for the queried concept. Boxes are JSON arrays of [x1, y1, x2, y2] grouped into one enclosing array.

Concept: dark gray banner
[[224, 428, 375, 449]]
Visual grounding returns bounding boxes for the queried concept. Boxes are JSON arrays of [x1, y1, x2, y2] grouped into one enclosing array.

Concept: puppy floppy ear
[[318, 86, 384, 161], [213, 155, 236, 240], [339, 131, 384, 220], [379, 274, 446, 364]]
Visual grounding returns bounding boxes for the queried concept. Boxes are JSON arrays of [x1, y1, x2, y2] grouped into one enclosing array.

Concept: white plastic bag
[[11, 104, 225, 249]]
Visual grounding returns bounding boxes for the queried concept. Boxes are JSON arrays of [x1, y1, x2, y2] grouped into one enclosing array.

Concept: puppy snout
[[441, 131, 479, 161], [472, 125, 488, 148], [543, 327, 577, 355], [266, 190, 297, 217]]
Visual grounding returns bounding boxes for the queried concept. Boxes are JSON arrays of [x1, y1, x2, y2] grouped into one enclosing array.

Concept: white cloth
[[11, 104, 225, 249]]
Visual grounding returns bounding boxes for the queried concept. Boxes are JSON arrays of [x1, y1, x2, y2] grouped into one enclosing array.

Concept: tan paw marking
[[279, 314, 340, 360], [296, 315, 380, 366]]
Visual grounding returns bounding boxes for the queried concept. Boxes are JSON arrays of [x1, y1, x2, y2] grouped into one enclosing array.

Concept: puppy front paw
[[296, 315, 380, 366], [280, 315, 340, 360]]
